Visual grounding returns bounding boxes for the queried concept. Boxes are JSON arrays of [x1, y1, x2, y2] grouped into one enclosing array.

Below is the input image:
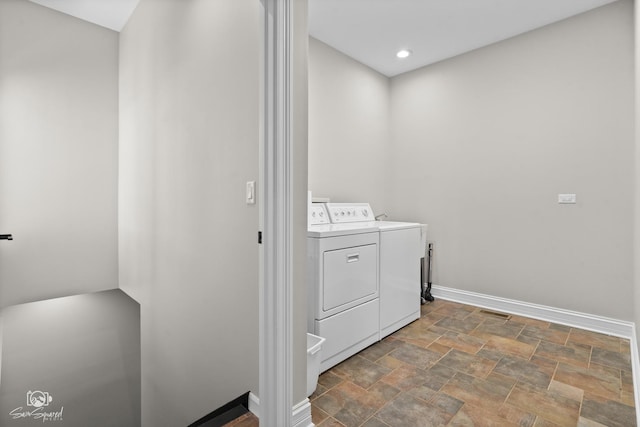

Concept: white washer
[[376, 221, 422, 338], [325, 203, 423, 339], [307, 203, 380, 372]]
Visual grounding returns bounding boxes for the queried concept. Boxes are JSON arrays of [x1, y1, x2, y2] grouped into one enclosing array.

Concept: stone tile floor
[[310, 299, 636, 427], [222, 411, 260, 426]]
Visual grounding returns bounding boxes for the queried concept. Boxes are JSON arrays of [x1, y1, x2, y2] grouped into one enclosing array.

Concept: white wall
[[0, 0, 119, 308], [0, 290, 140, 427], [390, 0, 634, 319], [118, 0, 260, 425], [308, 37, 391, 215]]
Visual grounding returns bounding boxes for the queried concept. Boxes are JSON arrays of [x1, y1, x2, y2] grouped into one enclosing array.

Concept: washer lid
[[375, 221, 421, 231], [307, 222, 378, 238]]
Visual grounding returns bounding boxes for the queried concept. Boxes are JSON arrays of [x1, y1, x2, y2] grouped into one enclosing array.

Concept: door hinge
[[258, 231, 262, 244]]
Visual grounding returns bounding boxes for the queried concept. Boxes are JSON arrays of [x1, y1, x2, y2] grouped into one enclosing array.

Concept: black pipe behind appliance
[[422, 243, 434, 302]]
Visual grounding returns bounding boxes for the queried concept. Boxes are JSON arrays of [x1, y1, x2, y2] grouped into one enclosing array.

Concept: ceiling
[[29, 0, 139, 32], [308, 0, 620, 77], [29, 0, 619, 76]]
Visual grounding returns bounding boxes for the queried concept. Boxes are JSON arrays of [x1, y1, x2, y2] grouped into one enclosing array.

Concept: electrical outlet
[[558, 193, 576, 204]]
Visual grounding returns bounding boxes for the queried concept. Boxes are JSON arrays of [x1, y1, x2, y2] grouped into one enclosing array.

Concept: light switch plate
[[558, 193, 576, 204], [246, 181, 256, 205]]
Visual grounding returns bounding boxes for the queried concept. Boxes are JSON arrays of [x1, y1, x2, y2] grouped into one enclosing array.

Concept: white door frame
[[259, 0, 294, 426]]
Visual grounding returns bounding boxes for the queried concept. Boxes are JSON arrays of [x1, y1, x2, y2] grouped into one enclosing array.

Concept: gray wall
[[0, 290, 140, 427], [308, 37, 391, 215], [309, 1, 635, 321], [0, 0, 119, 308], [635, 0, 640, 345], [0, 315, 3, 389], [389, 0, 634, 320], [293, 0, 311, 404], [118, 0, 261, 425]]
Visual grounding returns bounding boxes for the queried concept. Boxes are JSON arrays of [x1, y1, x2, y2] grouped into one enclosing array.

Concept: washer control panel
[[325, 203, 375, 223], [309, 203, 330, 225]]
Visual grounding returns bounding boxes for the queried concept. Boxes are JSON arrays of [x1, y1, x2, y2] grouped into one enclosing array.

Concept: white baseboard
[[630, 325, 640, 426], [248, 392, 260, 418], [431, 285, 634, 338], [291, 399, 314, 427], [249, 392, 314, 427], [431, 285, 640, 425]]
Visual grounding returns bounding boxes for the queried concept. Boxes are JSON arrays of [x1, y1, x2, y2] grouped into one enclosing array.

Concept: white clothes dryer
[[307, 203, 380, 372]]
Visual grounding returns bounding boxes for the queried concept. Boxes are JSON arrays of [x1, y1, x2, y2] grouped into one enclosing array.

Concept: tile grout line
[[564, 328, 572, 346], [548, 357, 560, 395], [528, 338, 542, 363], [575, 358, 585, 427], [499, 371, 520, 423]]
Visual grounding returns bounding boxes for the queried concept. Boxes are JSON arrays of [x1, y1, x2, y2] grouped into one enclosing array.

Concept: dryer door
[[323, 243, 377, 312]]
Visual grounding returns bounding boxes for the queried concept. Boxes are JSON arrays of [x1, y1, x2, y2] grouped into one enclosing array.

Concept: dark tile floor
[[310, 299, 637, 427]]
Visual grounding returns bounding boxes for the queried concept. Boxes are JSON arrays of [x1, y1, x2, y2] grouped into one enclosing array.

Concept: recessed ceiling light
[[396, 49, 412, 59]]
